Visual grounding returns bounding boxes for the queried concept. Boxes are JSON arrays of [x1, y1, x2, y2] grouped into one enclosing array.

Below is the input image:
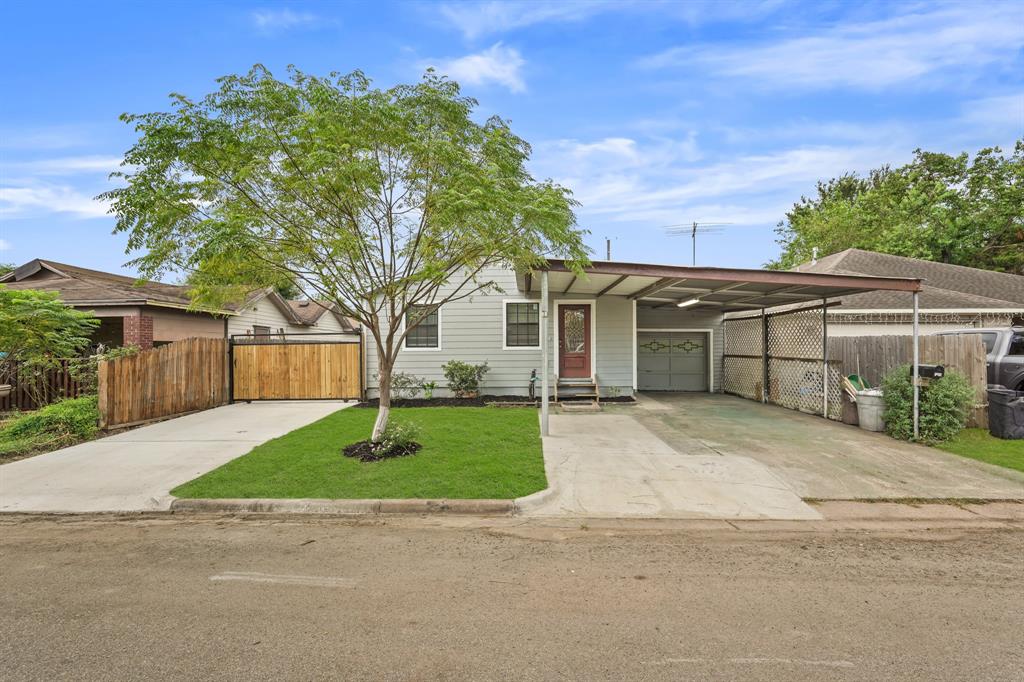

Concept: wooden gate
[[231, 339, 362, 401]]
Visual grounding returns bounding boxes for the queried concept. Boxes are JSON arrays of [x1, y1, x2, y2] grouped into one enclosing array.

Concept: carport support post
[[822, 298, 828, 418], [541, 270, 550, 437], [761, 308, 768, 403], [912, 291, 920, 440]]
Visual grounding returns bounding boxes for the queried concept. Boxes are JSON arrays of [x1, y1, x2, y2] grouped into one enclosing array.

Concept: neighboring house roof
[[791, 249, 1024, 311], [286, 299, 360, 332], [0, 259, 342, 327]]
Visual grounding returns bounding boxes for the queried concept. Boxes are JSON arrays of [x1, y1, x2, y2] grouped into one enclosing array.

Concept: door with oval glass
[[637, 332, 708, 391], [559, 304, 591, 379]]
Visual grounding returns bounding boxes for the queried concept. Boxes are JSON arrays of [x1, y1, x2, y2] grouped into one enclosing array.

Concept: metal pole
[[540, 270, 550, 437], [822, 298, 828, 418], [912, 291, 920, 440], [761, 308, 768, 403], [692, 221, 697, 266]]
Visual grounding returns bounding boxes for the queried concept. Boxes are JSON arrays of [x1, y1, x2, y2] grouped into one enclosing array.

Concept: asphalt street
[[1, 515, 1022, 681]]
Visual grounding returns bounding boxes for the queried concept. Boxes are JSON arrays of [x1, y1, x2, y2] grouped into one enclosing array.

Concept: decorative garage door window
[[639, 338, 703, 353], [563, 308, 586, 352]]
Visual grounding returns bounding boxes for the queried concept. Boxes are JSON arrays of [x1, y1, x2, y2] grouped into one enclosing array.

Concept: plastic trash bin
[[856, 390, 886, 432], [987, 388, 1024, 440]]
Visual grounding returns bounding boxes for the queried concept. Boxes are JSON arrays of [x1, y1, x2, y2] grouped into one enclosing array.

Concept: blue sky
[[1, 0, 1022, 277]]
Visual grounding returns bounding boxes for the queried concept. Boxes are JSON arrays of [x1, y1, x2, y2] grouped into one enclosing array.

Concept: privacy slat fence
[[828, 334, 989, 428], [1, 360, 85, 412], [231, 342, 361, 401], [98, 337, 229, 430]]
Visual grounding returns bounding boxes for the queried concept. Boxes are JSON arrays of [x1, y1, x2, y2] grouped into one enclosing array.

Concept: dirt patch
[[342, 440, 423, 462]]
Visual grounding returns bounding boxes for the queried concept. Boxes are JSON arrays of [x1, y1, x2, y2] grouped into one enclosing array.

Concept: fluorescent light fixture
[[676, 298, 701, 308]]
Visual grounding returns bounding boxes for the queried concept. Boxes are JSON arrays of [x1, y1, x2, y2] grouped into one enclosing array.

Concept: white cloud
[[0, 184, 110, 219], [637, 4, 1024, 90], [960, 93, 1024, 131], [250, 8, 319, 32], [0, 238, 11, 251], [437, 0, 785, 40], [427, 43, 526, 93], [5, 156, 124, 176]]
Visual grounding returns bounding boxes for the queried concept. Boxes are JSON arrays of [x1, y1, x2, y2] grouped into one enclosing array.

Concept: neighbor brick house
[[0, 259, 360, 349]]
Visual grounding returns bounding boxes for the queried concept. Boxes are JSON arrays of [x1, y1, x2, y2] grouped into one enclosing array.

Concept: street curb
[[169, 497, 516, 515], [513, 484, 558, 513]]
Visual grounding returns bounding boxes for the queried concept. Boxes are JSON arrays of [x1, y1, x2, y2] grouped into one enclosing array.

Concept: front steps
[[555, 376, 601, 411]]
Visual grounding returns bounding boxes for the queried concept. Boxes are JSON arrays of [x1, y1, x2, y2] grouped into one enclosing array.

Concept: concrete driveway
[[527, 393, 1024, 520], [0, 401, 352, 513]]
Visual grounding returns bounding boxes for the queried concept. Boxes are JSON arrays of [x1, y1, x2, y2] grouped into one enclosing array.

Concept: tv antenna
[[663, 221, 735, 266]]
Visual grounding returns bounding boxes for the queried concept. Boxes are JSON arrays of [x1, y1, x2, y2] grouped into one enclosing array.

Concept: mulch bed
[[342, 440, 423, 462], [354, 395, 636, 409]]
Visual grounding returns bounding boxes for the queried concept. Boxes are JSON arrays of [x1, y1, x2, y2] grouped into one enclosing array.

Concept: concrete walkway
[[526, 412, 821, 520], [0, 401, 352, 513]]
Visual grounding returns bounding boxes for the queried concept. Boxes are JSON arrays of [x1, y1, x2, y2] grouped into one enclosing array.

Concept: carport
[[528, 260, 923, 436]]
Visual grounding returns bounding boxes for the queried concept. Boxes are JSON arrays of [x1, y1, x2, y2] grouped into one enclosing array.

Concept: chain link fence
[[723, 307, 843, 420]]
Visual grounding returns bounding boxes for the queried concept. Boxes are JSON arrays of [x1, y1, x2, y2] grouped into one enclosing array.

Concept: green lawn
[[172, 407, 546, 499], [936, 428, 1024, 473]]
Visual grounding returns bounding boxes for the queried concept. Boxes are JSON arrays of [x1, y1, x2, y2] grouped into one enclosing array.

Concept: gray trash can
[[987, 388, 1024, 440], [856, 390, 886, 432]]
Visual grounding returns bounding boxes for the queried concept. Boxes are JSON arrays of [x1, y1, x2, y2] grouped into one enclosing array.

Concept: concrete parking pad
[[632, 393, 1024, 500], [0, 401, 351, 513], [527, 413, 821, 519]]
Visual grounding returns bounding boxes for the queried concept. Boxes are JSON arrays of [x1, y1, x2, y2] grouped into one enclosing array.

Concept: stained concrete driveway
[[633, 393, 1024, 500], [0, 401, 351, 513], [527, 393, 1024, 520]]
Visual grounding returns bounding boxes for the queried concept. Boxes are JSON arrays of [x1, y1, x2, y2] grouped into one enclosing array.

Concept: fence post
[[821, 298, 828, 418], [97, 359, 109, 430]]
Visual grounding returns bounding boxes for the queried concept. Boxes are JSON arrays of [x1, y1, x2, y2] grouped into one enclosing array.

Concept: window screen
[[505, 302, 540, 347], [405, 305, 439, 348]]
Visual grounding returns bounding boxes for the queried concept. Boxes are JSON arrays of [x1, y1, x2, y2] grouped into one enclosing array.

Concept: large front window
[[505, 302, 540, 348], [405, 305, 439, 348]]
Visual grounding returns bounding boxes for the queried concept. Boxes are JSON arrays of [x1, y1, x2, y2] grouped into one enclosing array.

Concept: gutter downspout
[[541, 270, 550, 437]]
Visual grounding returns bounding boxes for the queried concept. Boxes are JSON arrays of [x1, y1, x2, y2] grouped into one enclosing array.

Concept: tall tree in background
[[100, 66, 588, 441], [768, 141, 1023, 273]]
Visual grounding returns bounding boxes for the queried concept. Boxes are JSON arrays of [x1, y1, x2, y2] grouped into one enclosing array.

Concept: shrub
[[372, 371, 424, 399], [0, 396, 99, 457], [421, 380, 437, 399], [442, 360, 490, 397], [378, 420, 420, 452], [881, 365, 976, 443], [68, 344, 140, 394]]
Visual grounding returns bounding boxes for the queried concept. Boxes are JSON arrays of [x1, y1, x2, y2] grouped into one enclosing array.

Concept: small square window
[[505, 302, 540, 348], [405, 305, 439, 348]]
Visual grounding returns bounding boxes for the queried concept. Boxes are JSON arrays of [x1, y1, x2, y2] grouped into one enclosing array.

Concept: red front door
[[559, 304, 591, 379]]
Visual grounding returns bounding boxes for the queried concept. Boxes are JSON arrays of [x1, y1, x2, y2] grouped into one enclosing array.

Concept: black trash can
[[987, 388, 1024, 440]]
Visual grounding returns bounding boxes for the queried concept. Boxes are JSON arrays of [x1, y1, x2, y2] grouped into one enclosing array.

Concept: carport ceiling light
[[675, 298, 701, 308]]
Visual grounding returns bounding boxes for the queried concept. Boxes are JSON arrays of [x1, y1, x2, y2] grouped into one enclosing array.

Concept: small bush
[[343, 420, 422, 462], [378, 420, 420, 451], [0, 396, 99, 458], [421, 380, 437, 399], [372, 371, 425, 399], [68, 344, 141, 394], [881, 365, 976, 443], [442, 360, 490, 397]]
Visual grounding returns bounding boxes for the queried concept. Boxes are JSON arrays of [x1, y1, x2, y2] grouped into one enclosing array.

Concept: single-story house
[[366, 259, 922, 399], [0, 259, 360, 349], [790, 249, 1024, 335]]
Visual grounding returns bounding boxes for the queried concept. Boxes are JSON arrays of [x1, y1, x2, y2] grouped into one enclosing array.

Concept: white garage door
[[637, 332, 709, 391]]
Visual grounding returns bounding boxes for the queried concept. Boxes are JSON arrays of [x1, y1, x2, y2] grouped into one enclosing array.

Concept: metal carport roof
[[519, 259, 922, 310]]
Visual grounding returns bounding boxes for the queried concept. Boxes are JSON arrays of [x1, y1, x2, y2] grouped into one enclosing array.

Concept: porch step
[[558, 401, 602, 413]]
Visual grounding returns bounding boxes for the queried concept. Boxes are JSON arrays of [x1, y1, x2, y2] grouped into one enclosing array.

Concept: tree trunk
[[371, 362, 391, 442]]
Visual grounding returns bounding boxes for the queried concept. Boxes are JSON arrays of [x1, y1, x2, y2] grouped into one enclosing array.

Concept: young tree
[[101, 66, 589, 440], [0, 287, 99, 393], [768, 141, 1024, 274]]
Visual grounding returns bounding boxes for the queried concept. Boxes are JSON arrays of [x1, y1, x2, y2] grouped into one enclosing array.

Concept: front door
[[559, 304, 591, 379]]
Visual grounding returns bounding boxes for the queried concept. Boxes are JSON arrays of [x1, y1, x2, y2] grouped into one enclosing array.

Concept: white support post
[[540, 270, 550, 437], [822, 298, 829, 418], [912, 291, 920, 440]]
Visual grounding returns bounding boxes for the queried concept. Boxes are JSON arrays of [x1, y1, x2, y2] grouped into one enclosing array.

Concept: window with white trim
[[405, 305, 439, 348], [505, 301, 540, 348]]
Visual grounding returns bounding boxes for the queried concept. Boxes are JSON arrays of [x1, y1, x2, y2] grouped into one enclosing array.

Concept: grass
[[0, 396, 99, 463], [935, 428, 1024, 473], [172, 406, 546, 499]]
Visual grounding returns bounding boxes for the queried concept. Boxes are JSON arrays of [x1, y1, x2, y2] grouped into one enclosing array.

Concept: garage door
[[637, 332, 708, 391]]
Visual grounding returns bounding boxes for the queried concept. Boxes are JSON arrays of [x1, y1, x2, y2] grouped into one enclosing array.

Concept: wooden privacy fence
[[828, 334, 989, 427], [1, 360, 85, 412], [98, 337, 229, 429], [231, 341, 361, 401]]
